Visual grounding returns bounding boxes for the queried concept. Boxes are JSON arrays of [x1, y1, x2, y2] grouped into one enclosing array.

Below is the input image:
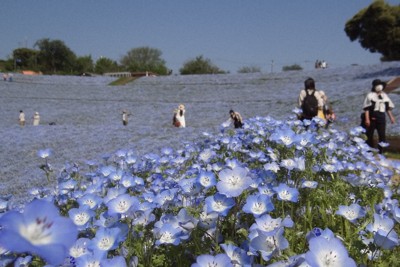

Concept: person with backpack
[[298, 77, 325, 121], [362, 79, 395, 154]]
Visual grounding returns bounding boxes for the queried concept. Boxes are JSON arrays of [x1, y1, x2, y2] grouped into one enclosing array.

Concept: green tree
[[179, 55, 225, 75], [34, 38, 77, 74], [282, 64, 303, 71], [345, 1, 400, 61], [94, 57, 119, 74], [75, 55, 94, 74], [12, 48, 39, 71], [238, 65, 261, 73], [120, 46, 169, 75]]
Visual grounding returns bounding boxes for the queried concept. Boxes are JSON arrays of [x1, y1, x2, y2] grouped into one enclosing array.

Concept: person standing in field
[[19, 110, 25, 127], [229, 109, 243, 129], [173, 104, 186, 128], [33, 112, 40, 126], [362, 79, 395, 154], [122, 110, 130, 126], [298, 77, 325, 121]]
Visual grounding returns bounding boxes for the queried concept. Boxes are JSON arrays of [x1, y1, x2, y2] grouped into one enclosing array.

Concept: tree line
[[0, 39, 227, 76], [0, 1, 398, 75]]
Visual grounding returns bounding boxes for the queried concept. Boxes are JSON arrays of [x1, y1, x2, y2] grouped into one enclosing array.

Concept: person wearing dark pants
[[363, 79, 395, 154]]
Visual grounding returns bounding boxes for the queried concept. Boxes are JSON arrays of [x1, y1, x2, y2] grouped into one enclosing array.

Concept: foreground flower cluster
[[0, 116, 399, 266]]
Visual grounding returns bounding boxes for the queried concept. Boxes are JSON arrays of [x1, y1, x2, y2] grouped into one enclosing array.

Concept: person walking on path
[[298, 77, 325, 121], [363, 79, 395, 154], [19, 110, 25, 127], [229, 109, 243, 129], [173, 104, 186, 128], [33, 112, 40, 126]]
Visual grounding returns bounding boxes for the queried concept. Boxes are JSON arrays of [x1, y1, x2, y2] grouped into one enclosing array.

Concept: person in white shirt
[[363, 79, 395, 154], [33, 112, 40, 126], [19, 110, 25, 126]]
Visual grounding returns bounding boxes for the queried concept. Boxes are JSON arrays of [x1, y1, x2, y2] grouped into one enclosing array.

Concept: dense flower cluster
[[0, 116, 399, 266]]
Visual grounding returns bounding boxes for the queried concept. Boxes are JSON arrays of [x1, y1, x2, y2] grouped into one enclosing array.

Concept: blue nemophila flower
[[205, 193, 235, 216], [242, 193, 274, 217], [155, 188, 179, 207], [273, 183, 299, 202], [221, 243, 252, 267], [106, 193, 139, 216], [14, 255, 32, 267], [0, 199, 78, 266], [225, 158, 242, 169], [335, 203, 366, 223], [78, 193, 103, 210], [198, 148, 216, 163], [89, 225, 127, 256], [37, 148, 53, 159], [198, 208, 219, 229], [154, 223, 183, 246], [366, 213, 399, 249], [264, 162, 280, 173], [179, 177, 201, 195], [69, 238, 91, 259], [301, 180, 318, 189], [94, 211, 120, 228], [131, 209, 156, 226], [217, 166, 253, 197], [250, 214, 293, 234], [270, 127, 297, 147], [68, 206, 95, 230], [305, 236, 356, 267], [197, 171, 217, 189], [192, 253, 233, 267], [249, 228, 289, 261], [258, 185, 276, 197], [74, 251, 105, 267]]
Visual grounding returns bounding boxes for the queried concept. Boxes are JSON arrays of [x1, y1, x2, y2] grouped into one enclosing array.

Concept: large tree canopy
[[94, 57, 119, 74], [120, 46, 169, 75], [34, 38, 77, 74], [344, 1, 400, 61], [179, 55, 225, 75]]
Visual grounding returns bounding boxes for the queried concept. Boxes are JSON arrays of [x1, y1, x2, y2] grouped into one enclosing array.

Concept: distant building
[[103, 71, 157, 77]]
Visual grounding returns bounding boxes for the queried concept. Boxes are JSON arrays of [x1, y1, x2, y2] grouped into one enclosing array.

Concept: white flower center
[[323, 250, 339, 266], [98, 237, 114, 250], [20, 217, 53, 245], [252, 202, 265, 214], [74, 212, 90, 226], [160, 232, 174, 243], [116, 200, 130, 213]]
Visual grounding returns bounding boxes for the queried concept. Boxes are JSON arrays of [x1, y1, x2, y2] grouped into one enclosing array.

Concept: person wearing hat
[[173, 104, 186, 128], [362, 79, 395, 154], [33, 112, 40, 126]]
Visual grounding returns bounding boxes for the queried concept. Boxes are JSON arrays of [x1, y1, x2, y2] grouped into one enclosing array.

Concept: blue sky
[[1, 0, 398, 73]]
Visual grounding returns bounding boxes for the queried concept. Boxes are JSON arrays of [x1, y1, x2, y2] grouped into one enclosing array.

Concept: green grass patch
[[108, 76, 138, 86]]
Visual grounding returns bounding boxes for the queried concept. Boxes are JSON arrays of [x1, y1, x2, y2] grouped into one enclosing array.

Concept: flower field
[[0, 62, 399, 266]]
